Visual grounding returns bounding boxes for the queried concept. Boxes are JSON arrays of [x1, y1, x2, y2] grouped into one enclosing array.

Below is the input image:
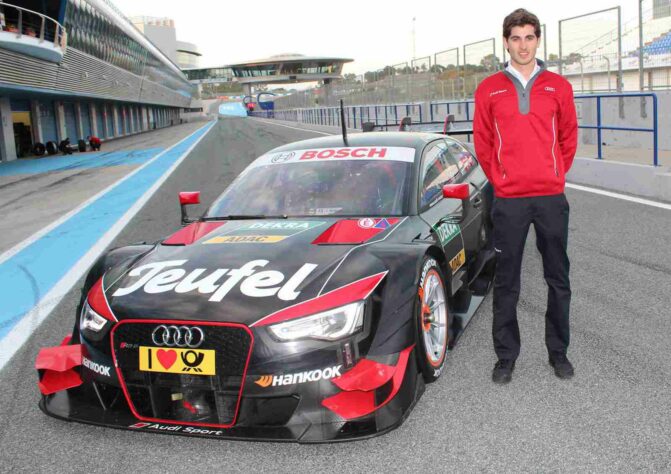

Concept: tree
[[480, 54, 501, 71], [565, 52, 583, 65], [342, 73, 358, 83], [364, 71, 378, 83]]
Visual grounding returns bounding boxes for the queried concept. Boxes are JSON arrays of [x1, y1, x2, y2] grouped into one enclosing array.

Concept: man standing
[[473, 8, 578, 384]]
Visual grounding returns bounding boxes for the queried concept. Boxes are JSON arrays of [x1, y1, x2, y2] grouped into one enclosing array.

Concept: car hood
[[105, 217, 401, 326]]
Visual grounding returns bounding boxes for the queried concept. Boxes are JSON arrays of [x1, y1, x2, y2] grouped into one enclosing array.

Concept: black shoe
[[549, 354, 574, 379], [492, 359, 515, 384]]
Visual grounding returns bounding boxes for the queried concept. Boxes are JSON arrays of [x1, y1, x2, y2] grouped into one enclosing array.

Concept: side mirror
[[179, 191, 200, 226], [442, 183, 470, 223]]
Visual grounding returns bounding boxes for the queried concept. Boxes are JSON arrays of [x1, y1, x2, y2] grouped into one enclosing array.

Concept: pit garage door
[[39, 101, 58, 143], [80, 104, 92, 138], [63, 102, 78, 141]]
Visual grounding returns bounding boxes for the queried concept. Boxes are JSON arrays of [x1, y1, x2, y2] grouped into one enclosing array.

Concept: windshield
[[207, 147, 414, 217]]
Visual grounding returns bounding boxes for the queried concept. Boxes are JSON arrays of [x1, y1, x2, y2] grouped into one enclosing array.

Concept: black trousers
[[492, 193, 571, 361]]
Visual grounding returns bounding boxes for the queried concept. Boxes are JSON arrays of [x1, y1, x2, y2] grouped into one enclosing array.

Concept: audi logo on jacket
[[473, 60, 578, 198]]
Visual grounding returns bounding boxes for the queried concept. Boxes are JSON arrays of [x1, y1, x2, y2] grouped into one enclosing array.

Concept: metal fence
[[259, 103, 424, 130], [272, 2, 671, 110]]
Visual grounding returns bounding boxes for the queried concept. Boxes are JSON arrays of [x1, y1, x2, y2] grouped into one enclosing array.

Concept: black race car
[[36, 131, 495, 442]]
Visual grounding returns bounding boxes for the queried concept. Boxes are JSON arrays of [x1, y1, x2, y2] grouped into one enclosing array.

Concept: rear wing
[[362, 115, 473, 138]]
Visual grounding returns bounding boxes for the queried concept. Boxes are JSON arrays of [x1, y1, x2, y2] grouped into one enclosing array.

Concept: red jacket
[[473, 65, 578, 198]]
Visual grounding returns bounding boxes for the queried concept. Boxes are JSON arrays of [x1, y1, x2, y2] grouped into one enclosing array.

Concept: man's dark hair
[[503, 8, 541, 39]]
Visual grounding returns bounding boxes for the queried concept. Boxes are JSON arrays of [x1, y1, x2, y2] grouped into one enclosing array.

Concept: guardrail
[[254, 103, 423, 129], [0, 2, 67, 49], [432, 93, 659, 167], [576, 93, 659, 167]]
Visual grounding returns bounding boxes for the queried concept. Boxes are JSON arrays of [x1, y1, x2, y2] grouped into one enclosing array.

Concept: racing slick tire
[[415, 256, 452, 383], [46, 141, 58, 155], [32, 142, 46, 156]]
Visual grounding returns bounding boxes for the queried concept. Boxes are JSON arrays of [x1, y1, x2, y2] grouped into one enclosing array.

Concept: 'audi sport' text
[[113, 260, 318, 301], [130, 422, 225, 436]]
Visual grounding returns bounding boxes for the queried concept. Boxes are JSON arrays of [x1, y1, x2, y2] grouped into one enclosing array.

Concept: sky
[[113, 0, 643, 75]]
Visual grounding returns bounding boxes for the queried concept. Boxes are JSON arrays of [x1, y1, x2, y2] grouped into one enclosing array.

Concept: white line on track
[[0, 121, 216, 371], [250, 118, 334, 135], [566, 183, 671, 210]]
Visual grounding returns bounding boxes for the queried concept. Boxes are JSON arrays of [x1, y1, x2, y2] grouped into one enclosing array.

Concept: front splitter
[[40, 372, 424, 443]]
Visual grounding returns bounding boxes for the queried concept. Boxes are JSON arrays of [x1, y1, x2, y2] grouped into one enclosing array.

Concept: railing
[[259, 92, 659, 167], [0, 2, 67, 49], [575, 93, 658, 166], [252, 103, 423, 129], [432, 94, 659, 166]]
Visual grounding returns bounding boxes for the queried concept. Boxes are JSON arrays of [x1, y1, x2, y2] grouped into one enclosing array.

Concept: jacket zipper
[[551, 113, 558, 176], [494, 119, 507, 179]]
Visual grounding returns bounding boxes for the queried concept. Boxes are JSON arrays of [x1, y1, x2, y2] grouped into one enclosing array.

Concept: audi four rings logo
[[151, 325, 205, 348]]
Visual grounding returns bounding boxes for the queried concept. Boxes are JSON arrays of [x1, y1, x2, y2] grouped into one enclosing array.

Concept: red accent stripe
[[35, 343, 84, 395], [330, 358, 395, 392], [252, 272, 387, 327], [110, 319, 254, 430], [87, 277, 117, 322], [312, 218, 399, 245], [38, 368, 83, 395], [321, 345, 414, 420], [162, 221, 226, 246], [35, 344, 82, 372]]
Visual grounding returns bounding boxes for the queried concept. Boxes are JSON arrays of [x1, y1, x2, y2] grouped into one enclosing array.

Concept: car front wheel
[[416, 256, 451, 383]]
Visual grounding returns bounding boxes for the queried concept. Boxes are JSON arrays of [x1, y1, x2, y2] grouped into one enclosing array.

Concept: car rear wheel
[[416, 256, 451, 383]]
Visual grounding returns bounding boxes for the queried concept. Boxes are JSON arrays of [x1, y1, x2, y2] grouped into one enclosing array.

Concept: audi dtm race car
[[36, 131, 495, 442]]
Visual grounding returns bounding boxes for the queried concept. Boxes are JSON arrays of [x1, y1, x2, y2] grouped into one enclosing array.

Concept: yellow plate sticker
[[204, 235, 285, 244], [139, 346, 216, 376], [449, 249, 466, 274]]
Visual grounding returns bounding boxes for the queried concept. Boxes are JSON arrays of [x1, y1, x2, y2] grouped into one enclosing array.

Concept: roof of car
[[267, 132, 440, 156]]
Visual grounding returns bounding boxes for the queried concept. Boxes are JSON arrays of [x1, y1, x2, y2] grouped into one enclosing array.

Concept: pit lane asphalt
[[1, 117, 669, 472]]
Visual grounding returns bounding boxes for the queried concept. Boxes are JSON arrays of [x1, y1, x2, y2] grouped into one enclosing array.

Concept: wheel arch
[[423, 245, 455, 297]]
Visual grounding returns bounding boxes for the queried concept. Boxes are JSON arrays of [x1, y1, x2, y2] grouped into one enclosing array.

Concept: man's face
[[504, 24, 539, 67]]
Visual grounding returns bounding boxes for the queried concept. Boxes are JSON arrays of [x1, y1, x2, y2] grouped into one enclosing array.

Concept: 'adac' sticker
[[449, 249, 466, 274], [434, 222, 461, 246], [204, 220, 324, 244]]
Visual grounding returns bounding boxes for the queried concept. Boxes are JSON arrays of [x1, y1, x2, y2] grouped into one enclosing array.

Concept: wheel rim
[[420, 269, 448, 367]]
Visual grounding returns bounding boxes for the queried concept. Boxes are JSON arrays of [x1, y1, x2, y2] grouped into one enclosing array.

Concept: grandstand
[[560, 10, 671, 91]]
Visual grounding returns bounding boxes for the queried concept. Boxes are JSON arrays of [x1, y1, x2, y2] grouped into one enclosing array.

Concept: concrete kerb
[[567, 158, 671, 203]]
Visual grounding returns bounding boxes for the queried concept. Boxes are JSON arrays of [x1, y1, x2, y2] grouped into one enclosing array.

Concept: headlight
[[80, 302, 108, 333], [268, 301, 365, 342]]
